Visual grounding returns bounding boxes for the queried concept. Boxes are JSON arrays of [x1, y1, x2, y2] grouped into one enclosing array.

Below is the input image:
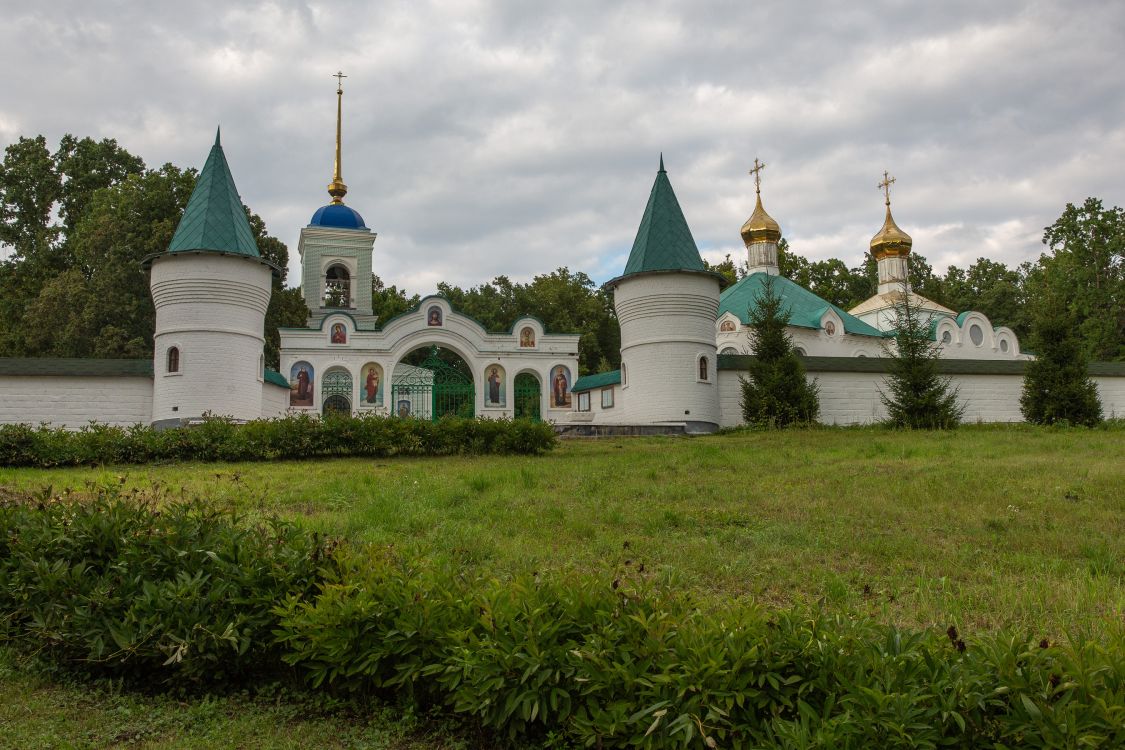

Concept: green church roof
[[719, 273, 887, 338], [572, 369, 621, 393], [614, 156, 715, 280], [166, 128, 260, 258]]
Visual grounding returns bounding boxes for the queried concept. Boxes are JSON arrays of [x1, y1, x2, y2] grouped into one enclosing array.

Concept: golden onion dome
[[869, 203, 912, 258], [741, 193, 782, 245]]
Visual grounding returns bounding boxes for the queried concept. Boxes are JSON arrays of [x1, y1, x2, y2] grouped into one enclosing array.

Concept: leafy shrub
[[0, 413, 557, 468], [0, 489, 337, 685], [2, 493, 1122, 747]]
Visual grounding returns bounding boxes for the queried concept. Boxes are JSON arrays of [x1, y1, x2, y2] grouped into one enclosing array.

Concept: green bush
[[2, 493, 1122, 748], [0, 413, 557, 468], [0, 490, 337, 685]]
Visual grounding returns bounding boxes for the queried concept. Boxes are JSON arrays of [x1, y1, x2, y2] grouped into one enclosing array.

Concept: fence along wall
[[717, 355, 1125, 427]]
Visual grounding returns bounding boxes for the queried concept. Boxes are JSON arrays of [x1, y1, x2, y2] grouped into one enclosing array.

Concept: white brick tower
[[146, 129, 278, 427], [603, 156, 725, 432]]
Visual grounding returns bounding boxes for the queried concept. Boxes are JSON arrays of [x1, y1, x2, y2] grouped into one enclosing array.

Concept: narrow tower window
[[167, 347, 180, 373], [698, 356, 708, 381]]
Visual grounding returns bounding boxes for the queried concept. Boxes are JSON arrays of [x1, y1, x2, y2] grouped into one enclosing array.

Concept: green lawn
[[3, 425, 1122, 636]]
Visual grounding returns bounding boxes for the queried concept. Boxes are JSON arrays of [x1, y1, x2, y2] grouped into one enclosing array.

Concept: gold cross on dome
[[333, 70, 347, 92], [878, 170, 896, 206], [749, 158, 766, 194]]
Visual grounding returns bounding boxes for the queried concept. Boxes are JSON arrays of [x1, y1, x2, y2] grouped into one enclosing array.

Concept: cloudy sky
[[2, 0, 1122, 292]]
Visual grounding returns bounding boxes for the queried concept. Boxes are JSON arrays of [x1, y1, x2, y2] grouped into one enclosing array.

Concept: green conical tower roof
[[166, 128, 260, 258], [620, 155, 708, 277]]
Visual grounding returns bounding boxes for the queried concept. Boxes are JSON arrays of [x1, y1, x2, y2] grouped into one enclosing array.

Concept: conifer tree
[[1020, 295, 1102, 426], [740, 276, 819, 426], [880, 293, 963, 428]]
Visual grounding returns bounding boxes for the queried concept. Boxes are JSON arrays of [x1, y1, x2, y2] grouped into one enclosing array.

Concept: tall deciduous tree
[[1020, 294, 1102, 426], [739, 276, 819, 426], [1031, 198, 1124, 362], [880, 293, 963, 429]]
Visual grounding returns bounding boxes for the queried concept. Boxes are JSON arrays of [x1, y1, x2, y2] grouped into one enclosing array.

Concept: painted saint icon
[[551, 365, 571, 408], [427, 307, 443, 326], [720, 320, 736, 332], [290, 361, 314, 407], [486, 365, 505, 406], [519, 327, 535, 347], [330, 322, 347, 344], [362, 363, 383, 405], [397, 399, 411, 418]]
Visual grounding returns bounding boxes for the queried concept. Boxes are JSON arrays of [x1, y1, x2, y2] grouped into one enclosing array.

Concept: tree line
[[2, 132, 1121, 374]]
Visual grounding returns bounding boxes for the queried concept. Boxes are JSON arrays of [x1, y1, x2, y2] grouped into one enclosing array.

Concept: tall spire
[[327, 71, 348, 204], [619, 156, 709, 277]]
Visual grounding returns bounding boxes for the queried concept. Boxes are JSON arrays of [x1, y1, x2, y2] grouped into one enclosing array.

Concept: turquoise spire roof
[[619, 155, 709, 277], [166, 128, 260, 258]]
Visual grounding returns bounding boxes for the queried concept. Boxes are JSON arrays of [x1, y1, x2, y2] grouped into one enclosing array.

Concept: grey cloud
[[1, 0, 1123, 292]]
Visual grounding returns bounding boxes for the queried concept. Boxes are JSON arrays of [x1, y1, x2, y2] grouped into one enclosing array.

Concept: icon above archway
[[427, 306, 443, 326]]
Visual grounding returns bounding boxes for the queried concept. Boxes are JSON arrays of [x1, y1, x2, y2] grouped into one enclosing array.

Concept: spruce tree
[[740, 276, 819, 426], [880, 293, 963, 428], [1020, 296, 1102, 426]]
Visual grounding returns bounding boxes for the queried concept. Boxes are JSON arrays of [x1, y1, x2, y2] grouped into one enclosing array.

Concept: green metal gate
[[322, 370, 353, 416], [513, 372, 542, 421], [392, 347, 475, 421]]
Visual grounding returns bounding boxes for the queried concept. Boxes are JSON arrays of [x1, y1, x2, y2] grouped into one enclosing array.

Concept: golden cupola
[[740, 158, 781, 245], [870, 171, 912, 259]]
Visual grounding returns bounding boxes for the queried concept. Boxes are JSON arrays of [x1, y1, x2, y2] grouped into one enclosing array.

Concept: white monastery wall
[[0, 376, 153, 428], [150, 254, 273, 423], [1094, 376, 1125, 419], [718, 368, 1125, 426], [261, 382, 289, 418], [615, 273, 720, 426]]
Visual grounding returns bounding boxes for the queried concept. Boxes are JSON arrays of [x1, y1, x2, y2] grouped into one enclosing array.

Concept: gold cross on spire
[[749, 158, 766, 195], [333, 70, 347, 93], [878, 170, 896, 206]]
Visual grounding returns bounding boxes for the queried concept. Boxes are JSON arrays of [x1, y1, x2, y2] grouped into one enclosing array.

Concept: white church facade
[[1, 94, 1123, 431]]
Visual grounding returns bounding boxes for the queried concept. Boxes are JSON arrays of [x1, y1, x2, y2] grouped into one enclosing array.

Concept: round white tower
[[605, 157, 724, 431], [146, 130, 278, 427]]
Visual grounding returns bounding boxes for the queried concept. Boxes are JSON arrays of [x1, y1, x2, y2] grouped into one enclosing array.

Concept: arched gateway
[[279, 296, 580, 421]]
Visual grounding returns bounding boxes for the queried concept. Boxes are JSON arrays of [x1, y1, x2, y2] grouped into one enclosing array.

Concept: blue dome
[[309, 203, 367, 229]]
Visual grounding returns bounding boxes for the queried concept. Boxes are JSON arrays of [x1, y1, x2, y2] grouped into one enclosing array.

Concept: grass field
[[3, 424, 1122, 636]]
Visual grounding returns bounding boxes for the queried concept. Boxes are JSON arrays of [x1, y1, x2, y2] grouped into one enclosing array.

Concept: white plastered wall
[[261, 382, 289, 418], [717, 369, 1125, 426], [0, 376, 153, 428]]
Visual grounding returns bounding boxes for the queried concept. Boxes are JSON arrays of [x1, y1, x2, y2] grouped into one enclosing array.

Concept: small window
[[942, 330, 952, 344], [167, 347, 180, 373], [577, 391, 591, 412], [601, 388, 614, 409], [621, 362, 627, 386], [698, 356, 709, 381], [1000, 339, 1009, 353], [720, 347, 738, 355], [794, 347, 807, 356], [969, 324, 984, 346]]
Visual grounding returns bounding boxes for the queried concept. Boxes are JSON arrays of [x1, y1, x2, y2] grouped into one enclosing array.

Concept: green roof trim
[[717, 354, 1125, 376], [264, 368, 289, 388], [572, 370, 622, 393], [0, 357, 153, 377], [719, 273, 887, 338], [616, 157, 713, 279], [166, 128, 260, 259]]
